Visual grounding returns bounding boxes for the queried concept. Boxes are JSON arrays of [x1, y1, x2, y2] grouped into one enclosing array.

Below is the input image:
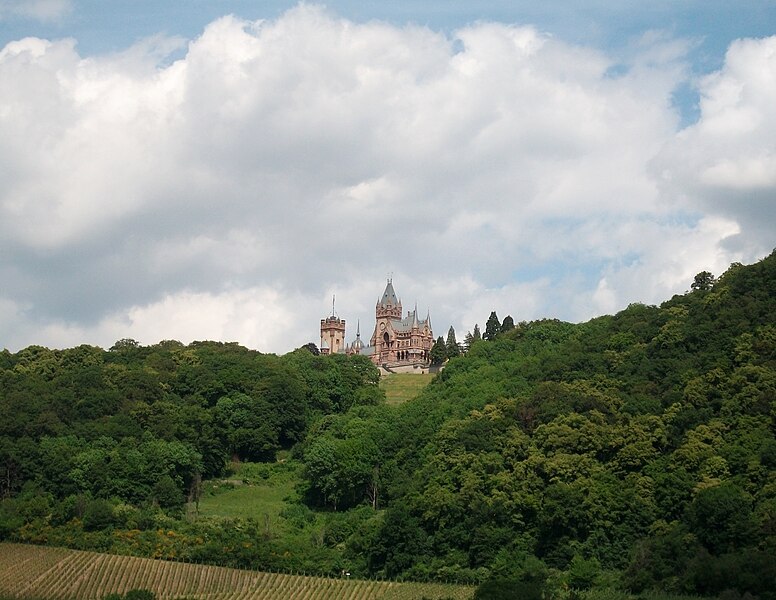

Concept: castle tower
[[369, 279, 433, 367], [372, 279, 400, 362], [376, 278, 402, 320], [320, 295, 346, 355]]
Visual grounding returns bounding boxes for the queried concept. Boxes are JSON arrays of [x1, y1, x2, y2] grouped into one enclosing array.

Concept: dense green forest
[[0, 342, 382, 572], [1, 252, 775, 599]]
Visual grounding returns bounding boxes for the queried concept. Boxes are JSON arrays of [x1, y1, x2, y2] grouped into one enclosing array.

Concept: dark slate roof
[[380, 280, 399, 307], [391, 310, 430, 333]]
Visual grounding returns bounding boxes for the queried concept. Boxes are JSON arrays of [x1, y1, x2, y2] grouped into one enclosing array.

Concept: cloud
[[0, 6, 771, 353], [0, 0, 71, 22], [653, 35, 776, 254]]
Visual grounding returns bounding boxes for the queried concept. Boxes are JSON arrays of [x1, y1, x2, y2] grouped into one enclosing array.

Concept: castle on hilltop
[[320, 280, 434, 372]]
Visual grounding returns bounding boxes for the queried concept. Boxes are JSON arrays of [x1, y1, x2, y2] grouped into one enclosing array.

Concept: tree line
[[431, 312, 517, 364]]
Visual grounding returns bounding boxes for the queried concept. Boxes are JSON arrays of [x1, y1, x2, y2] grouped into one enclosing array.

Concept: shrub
[[567, 555, 601, 590], [474, 578, 543, 600], [124, 590, 155, 600], [83, 499, 116, 531]]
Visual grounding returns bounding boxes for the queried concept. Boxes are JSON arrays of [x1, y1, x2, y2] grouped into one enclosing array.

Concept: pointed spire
[[351, 319, 364, 350], [426, 308, 432, 329], [412, 302, 419, 328], [331, 294, 336, 318], [380, 279, 399, 308]]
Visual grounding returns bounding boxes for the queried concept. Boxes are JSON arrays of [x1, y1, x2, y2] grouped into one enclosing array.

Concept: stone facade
[[367, 280, 433, 367], [319, 298, 345, 355]]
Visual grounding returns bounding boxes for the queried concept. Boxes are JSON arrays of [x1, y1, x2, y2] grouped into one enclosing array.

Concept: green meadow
[[379, 372, 433, 405]]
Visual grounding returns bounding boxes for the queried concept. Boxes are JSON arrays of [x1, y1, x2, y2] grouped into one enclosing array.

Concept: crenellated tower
[[320, 296, 345, 355]]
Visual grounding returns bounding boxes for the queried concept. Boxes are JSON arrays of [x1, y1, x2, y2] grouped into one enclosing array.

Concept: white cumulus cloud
[[0, 6, 772, 353], [653, 35, 776, 255]]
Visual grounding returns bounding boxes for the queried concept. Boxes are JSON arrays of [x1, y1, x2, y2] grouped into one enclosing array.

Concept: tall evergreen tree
[[463, 331, 474, 353], [464, 324, 483, 352], [484, 312, 501, 341], [429, 336, 447, 365], [445, 327, 461, 358], [501, 315, 515, 333]]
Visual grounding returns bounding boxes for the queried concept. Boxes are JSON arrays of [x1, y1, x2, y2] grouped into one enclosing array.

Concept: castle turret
[[349, 320, 365, 354], [320, 295, 345, 355]]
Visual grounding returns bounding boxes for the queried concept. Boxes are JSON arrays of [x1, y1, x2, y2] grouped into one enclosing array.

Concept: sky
[[0, 0, 775, 354]]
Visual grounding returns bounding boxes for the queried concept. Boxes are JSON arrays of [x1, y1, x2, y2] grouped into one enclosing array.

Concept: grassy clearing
[[196, 460, 300, 524], [380, 373, 434, 405], [0, 543, 475, 600]]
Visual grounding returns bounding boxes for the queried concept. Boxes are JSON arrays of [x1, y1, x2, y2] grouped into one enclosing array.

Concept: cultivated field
[[0, 543, 474, 600]]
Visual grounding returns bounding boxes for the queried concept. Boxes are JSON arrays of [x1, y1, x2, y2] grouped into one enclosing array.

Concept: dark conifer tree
[[484, 311, 501, 340], [445, 327, 461, 358], [430, 336, 447, 365], [463, 331, 474, 352]]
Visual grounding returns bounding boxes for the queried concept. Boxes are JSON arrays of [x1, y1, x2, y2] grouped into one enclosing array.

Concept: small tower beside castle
[[320, 296, 345, 355]]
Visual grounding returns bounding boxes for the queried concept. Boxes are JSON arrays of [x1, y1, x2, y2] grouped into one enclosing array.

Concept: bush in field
[[124, 590, 155, 600], [474, 579, 543, 600], [105, 590, 155, 600]]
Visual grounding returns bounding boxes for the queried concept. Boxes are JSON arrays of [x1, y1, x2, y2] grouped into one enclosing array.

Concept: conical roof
[[380, 279, 399, 307]]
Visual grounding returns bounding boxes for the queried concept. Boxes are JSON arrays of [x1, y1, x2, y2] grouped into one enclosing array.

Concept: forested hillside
[[0, 342, 383, 572], [0, 340, 382, 497], [298, 253, 776, 597], [1, 252, 774, 599]]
